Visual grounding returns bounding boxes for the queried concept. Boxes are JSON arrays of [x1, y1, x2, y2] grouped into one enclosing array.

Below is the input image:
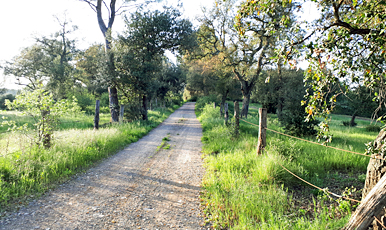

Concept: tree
[[75, 44, 108, 96], [114, 8, 193, 120], [335, 86, 380, 126], [254, 69, 318, 136], [236, 0, 386, 228], [196, 0, 296, 118], [2, 17, 78, 99], [79, 0, 161, 122], [183, 55, 240, 106], [3, 87, 81, 148]]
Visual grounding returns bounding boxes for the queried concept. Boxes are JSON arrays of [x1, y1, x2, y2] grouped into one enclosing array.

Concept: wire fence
[[239, 118, 366, 204], [238, 114, 386, 227], [239, 118, 382, 160]]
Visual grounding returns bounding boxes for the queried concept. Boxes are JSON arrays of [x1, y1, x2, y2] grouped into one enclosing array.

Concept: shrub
[[195, 95, 220, 112], [342, 121, 357, 127], [279, 107, 319, 137], [0, 94, 15, 110], [365, 125, 381, 132]]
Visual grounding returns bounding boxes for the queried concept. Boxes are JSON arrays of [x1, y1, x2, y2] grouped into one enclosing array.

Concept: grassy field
[[197, 100, 380, 229], [0, 106, 179, 211]]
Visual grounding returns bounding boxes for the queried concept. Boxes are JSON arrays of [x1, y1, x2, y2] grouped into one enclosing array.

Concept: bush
[[279, 108, 319, 137], [0, 94, 15, 110], [195, 95, 220, 112], [365, 125, 381, 132], [342, 121, 357, 127], [200, 103, 221, 120]]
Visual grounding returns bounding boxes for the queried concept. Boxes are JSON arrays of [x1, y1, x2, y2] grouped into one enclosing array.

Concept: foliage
[[365, 125, 381, 133], [254, 69, 318, 136], [0, 94, 15, 110], [2, 17, 79, 99], [114, 7, 193, 120], [195, 0, 298, 118], [74, 44, 109, 96], [195, 95, 220, 112], [334, 86, 381, 120], [3, 87, 81, 148]]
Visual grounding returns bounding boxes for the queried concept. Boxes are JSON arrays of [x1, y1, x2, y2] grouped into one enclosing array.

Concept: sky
[[0, 0, 318, 90], [0, 0, 211, 89]]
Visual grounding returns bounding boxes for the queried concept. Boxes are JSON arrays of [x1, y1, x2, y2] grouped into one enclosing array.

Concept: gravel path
[[0, 102, 206, 230]]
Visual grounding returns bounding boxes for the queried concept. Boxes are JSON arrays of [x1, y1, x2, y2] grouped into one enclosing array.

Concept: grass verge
[[198, 100, 377, 229], [0, 106, 179, 211]]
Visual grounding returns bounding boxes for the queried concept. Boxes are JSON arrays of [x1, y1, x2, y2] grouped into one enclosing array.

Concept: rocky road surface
[[0, 102, 205, 230]]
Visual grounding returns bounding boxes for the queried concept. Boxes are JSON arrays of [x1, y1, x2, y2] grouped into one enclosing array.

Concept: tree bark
[[234, 101, 239, 138], [345, 172, 386, 230], [224, 103, 229, 125], [108, 87, 119, 122], [350, 113, 357, 127], [142, 95, 148, 121], [362, 129, 386, 199], [94, 100, 100, 130], [240, 80, 253, 118], [241, 93, 251, 118], [94, 0, 120, 123], [357, 128, 386, 229]]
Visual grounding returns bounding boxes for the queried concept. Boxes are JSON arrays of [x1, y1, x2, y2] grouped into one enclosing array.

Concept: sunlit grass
[[0, 106, 177, 208], [198, 101, 377, 229]]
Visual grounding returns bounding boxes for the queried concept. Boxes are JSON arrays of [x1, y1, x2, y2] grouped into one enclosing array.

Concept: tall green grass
[[0, 107, 177, 209], [198, 101, 377, 229]]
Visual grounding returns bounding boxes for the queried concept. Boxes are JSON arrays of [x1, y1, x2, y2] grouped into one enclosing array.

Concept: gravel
[[0, 102, 206, 230]]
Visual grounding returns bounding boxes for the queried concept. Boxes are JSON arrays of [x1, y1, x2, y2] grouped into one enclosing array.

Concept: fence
[[229, 106, 386, 230]]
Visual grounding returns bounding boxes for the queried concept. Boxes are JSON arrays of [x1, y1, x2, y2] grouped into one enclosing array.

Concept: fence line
[[239, 114, 386, 227], [239, 118, 379, 160], [276, 160, 361, 203]]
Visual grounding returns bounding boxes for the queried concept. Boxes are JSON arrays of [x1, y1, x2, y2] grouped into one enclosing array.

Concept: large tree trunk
[[350, 112, 357, 127], [240, 80, 253, 118], [359, 129, 386, 229], [108, 87, 119, 122], [362, 129, 386, 199], [95, 0, 120, 123], [345, 172, 386, 230]]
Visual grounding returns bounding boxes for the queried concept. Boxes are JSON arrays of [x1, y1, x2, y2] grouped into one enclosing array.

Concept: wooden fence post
[[119, 105, 124, 124], [234, 101, 239, 137], [257, 108, 267, 155], [214, 102, 216, 108], [94, 100, 100, 130], [224, 103, 229, 125]]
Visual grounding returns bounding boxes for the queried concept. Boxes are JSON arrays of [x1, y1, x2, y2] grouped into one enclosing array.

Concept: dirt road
[[0, 102, 205, 230]]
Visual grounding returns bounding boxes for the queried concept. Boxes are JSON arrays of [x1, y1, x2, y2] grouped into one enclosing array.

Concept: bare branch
[[79, 0, 97, 12]]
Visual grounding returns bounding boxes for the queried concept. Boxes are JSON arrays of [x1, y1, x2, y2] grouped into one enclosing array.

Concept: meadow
[[0, 106, 178, 211], [197, 100, 380, 229]]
